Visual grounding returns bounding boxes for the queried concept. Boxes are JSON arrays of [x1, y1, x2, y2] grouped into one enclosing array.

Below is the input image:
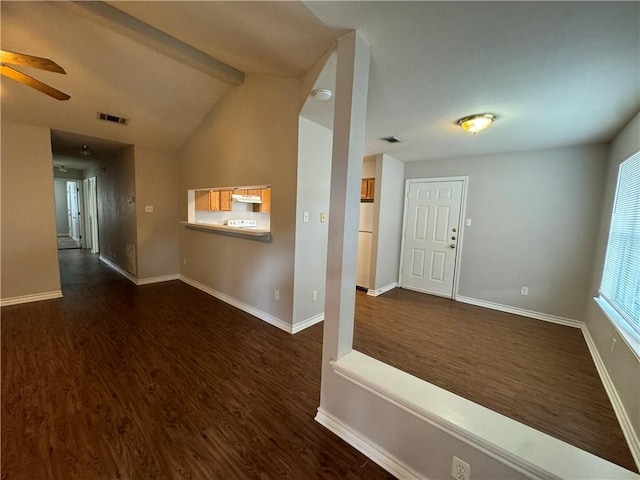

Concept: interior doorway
[[54, 178, 83, 250]]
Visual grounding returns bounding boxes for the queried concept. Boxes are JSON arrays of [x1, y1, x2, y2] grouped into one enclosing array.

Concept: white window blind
[[600, 150, 640, 337]]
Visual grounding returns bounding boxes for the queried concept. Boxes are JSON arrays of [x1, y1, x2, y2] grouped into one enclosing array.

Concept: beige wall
[[404, 144, 609, 320], [134, 146, 179, 280], [178, 73, 300, 324], [293, 116, 332, 325], [370, 153, 404, 291], [85, 146, 138, 276], [584, 111, 640, 447], [1, 121, 61, 299]]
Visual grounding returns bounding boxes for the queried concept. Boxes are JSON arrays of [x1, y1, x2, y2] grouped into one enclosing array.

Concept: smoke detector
[[311, 89, 332, 101]]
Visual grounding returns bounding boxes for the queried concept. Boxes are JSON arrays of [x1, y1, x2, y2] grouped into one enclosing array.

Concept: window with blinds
[[599, 150, 640, 338]]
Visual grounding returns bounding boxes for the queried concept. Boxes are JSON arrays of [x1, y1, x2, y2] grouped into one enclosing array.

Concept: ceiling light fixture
[[311, 88, 332, 101], [457, 113, 496, 134], [80, 144, 92, 156]]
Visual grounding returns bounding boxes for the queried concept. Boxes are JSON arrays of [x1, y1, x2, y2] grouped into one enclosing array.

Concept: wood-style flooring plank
[[353, 287, 637, 473], [2, 250, 394, 480]]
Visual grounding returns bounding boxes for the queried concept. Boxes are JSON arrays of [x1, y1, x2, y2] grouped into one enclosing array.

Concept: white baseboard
[[137, 274, 180, 285], [367, 282, 397, 297], [179, 275, 292, 334], [455, 295, 582, 328], [315, 407, 429, 480], [582, 325, 640, 469], [1, 290, 63, 307], [99, 255, 138, 284], [292, 313, 324, 333]]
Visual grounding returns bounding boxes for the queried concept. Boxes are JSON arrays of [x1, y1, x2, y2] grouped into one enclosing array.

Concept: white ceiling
[[51, 130, 130, 171], [2, 2, 638, 164], [305, 1, 640, 161], [106, 1, 337, 77]]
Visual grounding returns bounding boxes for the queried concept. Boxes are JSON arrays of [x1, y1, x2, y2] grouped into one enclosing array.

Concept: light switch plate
[[145, 205, 154, 213]]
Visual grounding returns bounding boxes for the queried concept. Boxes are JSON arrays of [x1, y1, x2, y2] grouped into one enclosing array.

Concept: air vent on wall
[[97, 112, 129, 125], [380, 136, 402, 143]]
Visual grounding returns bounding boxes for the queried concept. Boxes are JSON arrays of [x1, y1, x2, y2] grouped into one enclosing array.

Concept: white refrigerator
[[356, 203, 374, 289]]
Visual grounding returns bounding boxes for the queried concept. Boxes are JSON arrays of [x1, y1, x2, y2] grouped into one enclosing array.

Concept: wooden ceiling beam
[[66, 1, 245, 86]]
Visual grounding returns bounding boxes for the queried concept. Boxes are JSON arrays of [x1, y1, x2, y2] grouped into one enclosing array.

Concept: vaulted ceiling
[[2, 1, 638, 163]]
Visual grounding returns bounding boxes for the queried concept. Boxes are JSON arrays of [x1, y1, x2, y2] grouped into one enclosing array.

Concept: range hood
[[232, 194, 262, 203]]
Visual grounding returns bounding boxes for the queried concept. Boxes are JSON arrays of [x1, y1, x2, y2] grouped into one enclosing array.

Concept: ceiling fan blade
[[0, 50, 67, 74], [1, 65, 70, 101]]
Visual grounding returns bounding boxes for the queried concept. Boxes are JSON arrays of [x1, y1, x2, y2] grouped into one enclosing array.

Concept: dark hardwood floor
[[2, 250, 636, 478], [1, 250, 394, 480], [353, 287, 638, 473]]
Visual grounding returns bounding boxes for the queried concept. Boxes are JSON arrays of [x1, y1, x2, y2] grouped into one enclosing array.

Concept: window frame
[[596, 149, 640, 356]]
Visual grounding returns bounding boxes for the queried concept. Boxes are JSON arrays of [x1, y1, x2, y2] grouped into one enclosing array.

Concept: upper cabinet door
[[253, 187, 271, 213], [361, 178, 375, 200], [195, 190, 211, 211]]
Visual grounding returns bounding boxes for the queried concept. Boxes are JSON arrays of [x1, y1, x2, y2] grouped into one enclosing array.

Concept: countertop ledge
[[181, 221, 271, 238]]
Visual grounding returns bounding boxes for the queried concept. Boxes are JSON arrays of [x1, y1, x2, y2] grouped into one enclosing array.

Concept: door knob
[[450, 244, 455, 249]]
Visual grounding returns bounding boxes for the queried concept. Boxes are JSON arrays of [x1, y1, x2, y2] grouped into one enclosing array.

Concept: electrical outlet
[[274, 289, 280, 301], [312, 290, 318, 302], [303, 211, 309, 223], [520, 286, 528, 296], [320, 212, 327, 223], [451, 456, 470, 480]]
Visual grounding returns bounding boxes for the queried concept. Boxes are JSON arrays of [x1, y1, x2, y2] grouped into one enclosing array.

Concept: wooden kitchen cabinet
[[252, 187, 271, 213], [361, 178, 375, 201], [209, 191, 220, 211], [195, 190, 211, 211], [219, 190, 233, 211]]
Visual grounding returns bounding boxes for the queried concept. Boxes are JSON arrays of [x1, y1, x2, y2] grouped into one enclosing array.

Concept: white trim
[[327, 351, 638, 480], [99, 255, 138, 284], [292, 313, 324, 333], [314, 407, 429, 480], [1, 290, 63, 307], [399, 176, 468, 300], [367, 282, 397, 297], [582, 324, 640, 469], [456, 295, 582, 328], [137, 274, 180, 286], [594, 296, 640, 361], [403, 285, 454, 299], [179, 275, 292, 333]]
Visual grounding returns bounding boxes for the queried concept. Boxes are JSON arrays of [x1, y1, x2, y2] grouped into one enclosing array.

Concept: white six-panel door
[[400, 180, 463, 298]]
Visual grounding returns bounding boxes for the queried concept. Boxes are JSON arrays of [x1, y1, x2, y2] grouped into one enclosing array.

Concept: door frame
[[398, 176, 469, 300], [66, 180, 84, 244], [87, 176, 99, 254]]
